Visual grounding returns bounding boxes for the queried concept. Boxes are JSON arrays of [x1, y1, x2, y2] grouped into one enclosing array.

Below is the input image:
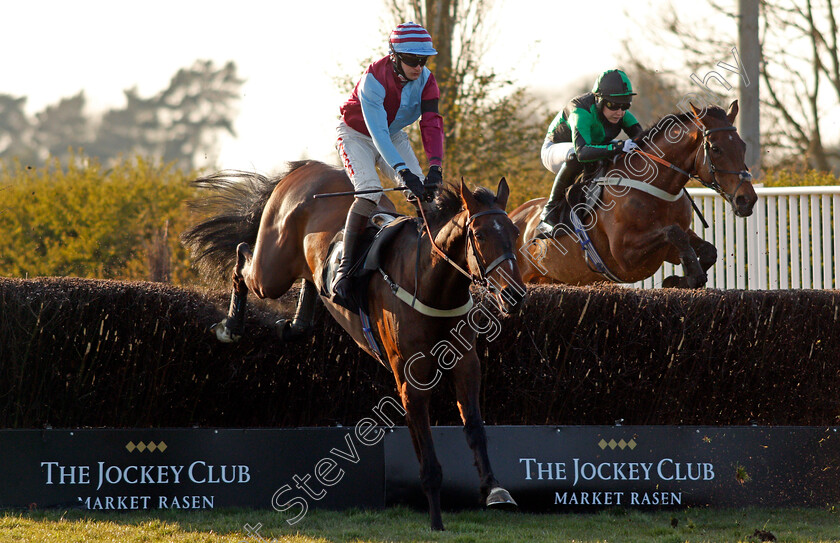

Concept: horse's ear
[[460, 178, 479, 214], [689, 102, 704, 118], [726, 100, 739, 124], [495, 177, 510, 211]]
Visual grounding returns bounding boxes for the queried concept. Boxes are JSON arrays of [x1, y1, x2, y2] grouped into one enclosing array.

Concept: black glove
[[398, 169, 424, 200], [425, 165, 443, 187]]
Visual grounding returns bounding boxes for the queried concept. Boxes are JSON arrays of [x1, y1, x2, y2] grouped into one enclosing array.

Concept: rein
[[416, 202, 515, 289], [377, 199, 515, 318], [630, 114, 751, 203]]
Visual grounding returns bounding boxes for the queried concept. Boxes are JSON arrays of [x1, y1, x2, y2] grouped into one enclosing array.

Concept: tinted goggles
[[398, 53, 428, 67], [603, 100, 631, 111]]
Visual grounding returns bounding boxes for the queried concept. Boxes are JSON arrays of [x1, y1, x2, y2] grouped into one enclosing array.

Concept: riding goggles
[[397, 53, 428, 67], [603, 100, 631, 111]]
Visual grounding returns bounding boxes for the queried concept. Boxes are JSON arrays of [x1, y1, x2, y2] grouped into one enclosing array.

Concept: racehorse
[[512, 101, 757, 287], [181, 160, 526, 531]]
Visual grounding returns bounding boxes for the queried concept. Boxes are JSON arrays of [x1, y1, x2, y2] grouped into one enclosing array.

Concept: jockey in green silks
[[537, 69, 644, 235]]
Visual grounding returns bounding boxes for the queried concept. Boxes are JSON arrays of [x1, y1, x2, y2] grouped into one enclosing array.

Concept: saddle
[[321, 212, 416, 313]]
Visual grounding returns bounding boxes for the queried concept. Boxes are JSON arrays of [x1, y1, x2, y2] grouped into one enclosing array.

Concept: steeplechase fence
[[632, 186, 840, 290]]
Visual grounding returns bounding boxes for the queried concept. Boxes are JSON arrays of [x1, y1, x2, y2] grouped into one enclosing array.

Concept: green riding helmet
[[592, 69, 637, 105]]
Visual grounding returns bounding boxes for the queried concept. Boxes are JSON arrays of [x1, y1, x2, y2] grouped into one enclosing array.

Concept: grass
[[1, 506, 839, 542]]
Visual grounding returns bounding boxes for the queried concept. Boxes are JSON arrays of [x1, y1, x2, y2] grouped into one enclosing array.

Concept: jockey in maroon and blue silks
[[332, 22, 444, 307]]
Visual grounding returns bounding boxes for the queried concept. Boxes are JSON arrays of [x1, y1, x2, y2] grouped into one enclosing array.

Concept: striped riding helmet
[[389, 22, 438, 56]]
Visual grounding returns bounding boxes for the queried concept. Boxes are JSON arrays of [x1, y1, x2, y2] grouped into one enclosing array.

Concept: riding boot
[[537, 161, 577, 236], [331, 211, 369, 308]]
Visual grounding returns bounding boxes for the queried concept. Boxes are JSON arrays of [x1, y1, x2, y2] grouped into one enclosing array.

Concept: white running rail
[[631, 186, 840, 290]]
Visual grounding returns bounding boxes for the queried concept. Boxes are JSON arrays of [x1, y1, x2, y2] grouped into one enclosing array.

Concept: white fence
[[631, 186, 840, 290]]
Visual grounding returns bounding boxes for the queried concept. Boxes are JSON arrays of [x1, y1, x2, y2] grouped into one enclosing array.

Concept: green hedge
[[0, 155, 198, 283], [2, 278, 838, 428]]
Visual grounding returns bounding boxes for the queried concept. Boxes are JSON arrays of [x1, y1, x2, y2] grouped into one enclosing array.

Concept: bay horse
[[181, 160, 525, 531], [512, 101, 757, 287]]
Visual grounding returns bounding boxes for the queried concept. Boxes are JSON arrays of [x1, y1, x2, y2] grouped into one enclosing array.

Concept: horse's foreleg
[[402, 390, 444, 531], [453, 353, 517, 510], [661, 226, 706, 288], [213, 242, 252, 343], [276, 279, 318, 341], [688, 228, 717, 277]]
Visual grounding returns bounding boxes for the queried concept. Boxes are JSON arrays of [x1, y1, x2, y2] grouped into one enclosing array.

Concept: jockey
[[537, 69, 644, 235], [332, 21, 444, 306]]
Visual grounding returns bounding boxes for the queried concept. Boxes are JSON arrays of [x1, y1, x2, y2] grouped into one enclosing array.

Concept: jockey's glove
[[618, 140, 639, 153], [425, 165, 443, 187], [398, 169, 425, 200]]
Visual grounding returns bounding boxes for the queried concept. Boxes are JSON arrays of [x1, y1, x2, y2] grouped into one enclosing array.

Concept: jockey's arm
[[570, 109, 620, 163], [419, 99, 444, 168], [359, 74, 409, 171], [419, 73, 444, 169]]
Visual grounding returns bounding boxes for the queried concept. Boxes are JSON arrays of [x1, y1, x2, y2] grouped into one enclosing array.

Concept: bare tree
[[633, 0, 840, 172], [385, 0, 546, 185]]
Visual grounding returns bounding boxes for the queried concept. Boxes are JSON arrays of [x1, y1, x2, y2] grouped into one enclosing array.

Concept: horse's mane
[[424, 182, 496, 228], [636, 106, 729, 143]]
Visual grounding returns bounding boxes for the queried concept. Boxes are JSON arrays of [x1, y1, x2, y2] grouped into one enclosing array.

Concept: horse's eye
[[474, 231, 486, 241], [711, 145, 722, 154]]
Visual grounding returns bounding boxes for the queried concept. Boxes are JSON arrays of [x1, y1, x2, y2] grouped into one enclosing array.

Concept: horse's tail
[[180, 160, 312, 283]]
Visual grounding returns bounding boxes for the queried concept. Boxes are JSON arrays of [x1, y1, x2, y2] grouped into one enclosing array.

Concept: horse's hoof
[[486, 487, 518, 510], [276, 319, 307, 341], [662, 275, 681, 288], [210, 321, 240, 343]]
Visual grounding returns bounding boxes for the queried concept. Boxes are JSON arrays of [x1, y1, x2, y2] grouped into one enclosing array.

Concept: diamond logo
[[125, 441, 136, 452]]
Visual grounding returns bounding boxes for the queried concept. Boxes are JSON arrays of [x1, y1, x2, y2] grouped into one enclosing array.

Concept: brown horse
[[512, 101, 757, 287], [181, 160, 525, 530]]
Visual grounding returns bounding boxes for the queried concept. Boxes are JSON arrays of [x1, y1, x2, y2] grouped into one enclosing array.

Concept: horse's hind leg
[[661, 225, 707, 288], [212, 242, 252, 343], [453, 352, 517, 510]]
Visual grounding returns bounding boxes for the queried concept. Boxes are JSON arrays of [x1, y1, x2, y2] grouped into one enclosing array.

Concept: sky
[[2, 1, 643, 173]]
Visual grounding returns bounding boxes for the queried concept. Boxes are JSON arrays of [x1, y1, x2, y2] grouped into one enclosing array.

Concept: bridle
[[633, 115, 752, 204], [417, 203, 516, 291], [694, 125, 752, 203]]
